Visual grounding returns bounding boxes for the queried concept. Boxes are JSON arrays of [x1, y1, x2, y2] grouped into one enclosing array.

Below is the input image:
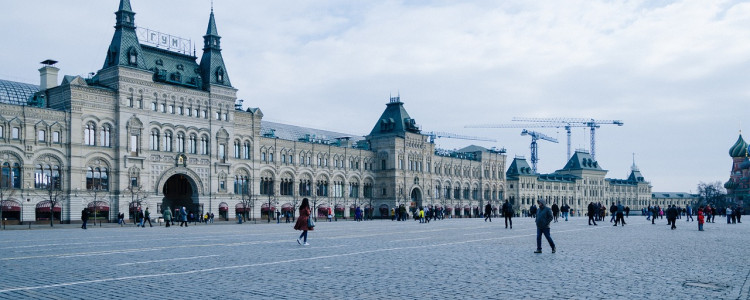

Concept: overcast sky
[[1, 0, 747, 193]]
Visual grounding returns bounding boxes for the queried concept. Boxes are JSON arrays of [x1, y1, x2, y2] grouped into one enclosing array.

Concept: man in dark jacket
[[502, 200, 513, 229], [587, 202, 597, 226], [484, 203, 492, 222], [534, 199, 555, 254], [667, 205, 678, 230], [81, 208, 89, 230], [561, 203, 570, 221], [551, 203, 560, 223], [529, 204, 537, 218], [614, 202, 626, 226]]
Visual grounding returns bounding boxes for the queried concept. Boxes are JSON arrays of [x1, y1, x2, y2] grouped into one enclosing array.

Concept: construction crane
[[521, 129, 558, 173], [466, 118, 623, 160], [424, 131, 497, 144], [513, 118, 623, 160]]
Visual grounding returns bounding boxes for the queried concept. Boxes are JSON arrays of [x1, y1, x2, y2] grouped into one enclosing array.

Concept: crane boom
[[520, 129, 558, 173], [467, 117, 623, 160], [424, 131, 497, 144]]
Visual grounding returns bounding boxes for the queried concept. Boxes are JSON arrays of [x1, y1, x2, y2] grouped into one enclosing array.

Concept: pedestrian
[[419, 207, 425, 223], [727, 206, 733, 224], [179, 206, 188, 227], [356, 206, 362, 222], [484, 203, 492, 222], [697, 206, 705, 231], [276, 210, 281, 224], [551, 203, 559, 223], [210, 212, 214, 223], [667, 205, 678, 230], [588, 202, 597, 226], [609, 203, 617, 223], [327, 207, 333, 222], [503, 200, 513, 229], [294, 198, 313, 246], [624, 206, 630, 218], [737, 205, 743, 223], [143, 207, 153, 227], [118, 212, 125, 226], [163, 206, 172, 228], [561, 203, 569, 221], [529, 204, 537, 218], [81, 208, 89, 230], [685, 206, 693, 222], [534, 199, 556, 254], [614, 202, 625, 226]]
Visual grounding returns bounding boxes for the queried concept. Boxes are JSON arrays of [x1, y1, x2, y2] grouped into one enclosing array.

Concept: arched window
[[234, 141, 240, 158], [149, 130, 159, 151], [84, 123, 95, 146], [234, 174, 249, 195], [1, 162, 10, 188], [216, 67, 224, 83], [164, 132, 172, 152], [243, 142, 251, 159], [35, 163, 61, 190], [188, 135, 197, 154], [200, 136, 208, 155], [128, 48, 138, 66], [177, 134, 185, 152], [100, 125, 111, 147]]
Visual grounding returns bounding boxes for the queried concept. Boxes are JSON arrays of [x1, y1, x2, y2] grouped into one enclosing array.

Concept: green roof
[[506, 157, 534, 178], [729, 134, 748, 157], [558, 151, 606, 172], [368, 97, 421, 137]]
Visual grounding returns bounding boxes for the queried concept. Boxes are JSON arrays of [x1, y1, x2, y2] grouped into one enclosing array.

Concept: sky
[[1, 0, 748, 193]]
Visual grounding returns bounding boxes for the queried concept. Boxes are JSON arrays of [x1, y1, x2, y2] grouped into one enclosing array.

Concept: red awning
[[260, 203, 276, 212], [87, 201, 109, 211], [36, 201, 62, 212], [219, 202, 229, 211], [281, 203, 293, 212], [1, 200, 21, 212]]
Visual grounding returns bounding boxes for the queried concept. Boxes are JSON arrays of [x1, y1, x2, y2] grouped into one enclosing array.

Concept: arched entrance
[[162, 174, 199, 217], [410, 188, 422, 209]]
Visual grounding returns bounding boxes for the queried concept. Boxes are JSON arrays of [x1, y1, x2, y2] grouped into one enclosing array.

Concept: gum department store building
[[0, 1, 660, 224]]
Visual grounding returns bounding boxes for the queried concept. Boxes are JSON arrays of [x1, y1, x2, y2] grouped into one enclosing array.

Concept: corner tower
[[199, 9, 232, 89], [102, 0, 146, 70]]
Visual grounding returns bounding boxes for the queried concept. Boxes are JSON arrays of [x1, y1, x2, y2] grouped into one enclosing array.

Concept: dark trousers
[[670, 218, 676, 229], [165, 220, 170, 227], [81, 220, 88, 229], [536, 228, 555, 251], [485, 214, 491, 222], [614, 213, 625, 226], [588, 214, 597, 225], [505, 216, 512, 228], [180, 221, 188, 227], [298, 230, 308, 243], [144, 218, 152, 227]]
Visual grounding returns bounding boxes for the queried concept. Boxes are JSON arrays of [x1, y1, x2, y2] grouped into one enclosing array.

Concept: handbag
[[307, 217, 315, 228]]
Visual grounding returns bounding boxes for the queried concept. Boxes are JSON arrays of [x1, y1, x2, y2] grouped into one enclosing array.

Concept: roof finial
[[211, 0, 214, 13]]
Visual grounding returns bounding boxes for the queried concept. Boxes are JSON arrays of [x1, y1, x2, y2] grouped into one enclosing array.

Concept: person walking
[[163, 206, 172, 228], [294, 198, 313, 246], [81, 208, 89, 230], [503, 200, 513, 229], [117, 212, 125, 226], [624, 206, 630, 218], [143, 207, 153, 227], [609, 203, 617, 223], [614, 202, 625, 226], [697, 206, 705, 231], [179, 207, 188, 227], [685, 205, 693, 222], [551, 203, 560, 223], [667, 205, 678, 230], [588, 202, 597, 226], [484, 203, 492, 222], [561, 203, 569, 221], [534, 199, 556, 254]]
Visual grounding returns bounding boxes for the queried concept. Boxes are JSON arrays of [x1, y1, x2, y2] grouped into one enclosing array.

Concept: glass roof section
[[0, 79, 39, 106]]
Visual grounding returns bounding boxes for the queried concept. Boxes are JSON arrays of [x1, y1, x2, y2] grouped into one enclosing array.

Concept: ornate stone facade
[[0, 0, 506, 223]]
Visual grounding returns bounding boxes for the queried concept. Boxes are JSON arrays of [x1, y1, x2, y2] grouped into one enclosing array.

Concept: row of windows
[[83, 124, 111, 147], [149, 132, 209, 155]]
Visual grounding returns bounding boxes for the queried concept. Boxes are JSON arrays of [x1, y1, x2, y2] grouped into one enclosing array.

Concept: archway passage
[[411, 188, 422, 209], [162, 174, 198, 216]]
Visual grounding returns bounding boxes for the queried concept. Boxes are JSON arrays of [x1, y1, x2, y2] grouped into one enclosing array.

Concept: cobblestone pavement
[[0, 216, 748, 299]]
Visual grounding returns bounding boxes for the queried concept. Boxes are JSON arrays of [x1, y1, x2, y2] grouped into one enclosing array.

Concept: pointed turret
[[368, 96, 421, 137], [506, 157, 534, 178], [199, 9, 232, 89], [102, 0, 146, 70]]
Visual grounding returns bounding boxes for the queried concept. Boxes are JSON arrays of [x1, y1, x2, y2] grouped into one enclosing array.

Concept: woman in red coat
[[697, 206, 705, 231], [294, 198, 313, 245]]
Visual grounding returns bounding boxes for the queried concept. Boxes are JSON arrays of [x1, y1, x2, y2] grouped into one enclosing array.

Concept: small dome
[[725, 180, 738, 190], [729, 134, 749, 157]]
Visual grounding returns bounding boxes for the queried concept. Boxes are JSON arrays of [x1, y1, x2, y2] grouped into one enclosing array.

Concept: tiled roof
[[260, 120, 365, 146], [0, 79, 38, 106]]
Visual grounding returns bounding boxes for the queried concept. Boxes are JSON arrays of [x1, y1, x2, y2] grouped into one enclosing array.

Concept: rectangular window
[[223, 113, 228, 121], [178, 107, 183, 115], [130, 135, 138, 153], [37, 130, 45, 141], [381, 160, 386, 170], [202, 110, 207, 119], [216, 112, 221, 120], [12, 127, 19, 139], [0, 126, 3, 138], [52, 131, 60, 143], [152, 103, 157, 111], [130, 177, 138, 187], [219, 144, 225, 159], [168, 105, 174, 114]]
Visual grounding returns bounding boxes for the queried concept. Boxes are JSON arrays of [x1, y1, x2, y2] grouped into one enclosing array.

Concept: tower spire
[[102, 0, 145, 70], [199, 5, 231, 89]]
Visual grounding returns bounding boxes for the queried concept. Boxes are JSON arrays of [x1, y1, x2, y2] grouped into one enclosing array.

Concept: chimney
[[39, 59, 59, 91]]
